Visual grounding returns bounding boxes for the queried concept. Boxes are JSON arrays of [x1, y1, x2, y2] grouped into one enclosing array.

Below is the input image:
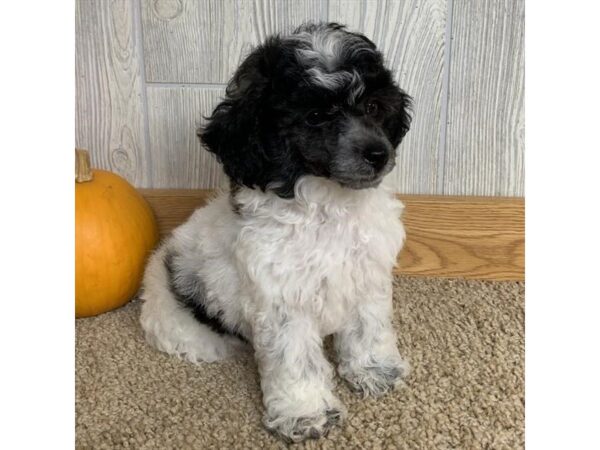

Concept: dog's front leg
[[253, 310, 345, 443], [335, 283, 409, 398]]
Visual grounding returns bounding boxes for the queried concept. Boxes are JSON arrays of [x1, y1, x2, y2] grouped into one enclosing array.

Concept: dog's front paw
[[339, 358, 409, 398], [263, 407, 345, 443]]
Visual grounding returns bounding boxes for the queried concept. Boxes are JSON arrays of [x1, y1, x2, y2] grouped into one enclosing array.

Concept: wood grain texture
[[139, 189, 524, 280], [75, 0, 149, 186], [329, 0, 448, 195], [141, 0, 327, 83], [76, 0, 526, 196], [443, 0, 525, 196], [146, 86, 227, 188], [398, 195, 523, 280]]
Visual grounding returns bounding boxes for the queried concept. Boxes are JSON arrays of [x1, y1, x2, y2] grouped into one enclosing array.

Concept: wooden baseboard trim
[[139, 189, 524, 281]]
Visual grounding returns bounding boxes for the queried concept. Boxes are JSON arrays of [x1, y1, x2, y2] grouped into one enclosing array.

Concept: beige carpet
[[76, 277, 524, 449]]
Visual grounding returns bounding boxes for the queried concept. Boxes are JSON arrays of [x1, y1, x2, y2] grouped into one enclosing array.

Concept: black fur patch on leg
[[164, 251, 247, 342]]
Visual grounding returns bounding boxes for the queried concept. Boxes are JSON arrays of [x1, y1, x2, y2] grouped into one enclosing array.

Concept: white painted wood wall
[[76, 0, 524, 196]]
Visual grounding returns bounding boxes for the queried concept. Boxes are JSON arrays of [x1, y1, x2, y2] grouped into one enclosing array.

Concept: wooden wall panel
[[75, 0, 150, 186], [141, 0, 327, 83], [443, 0, 525, 196], [329, 0, 448, 194], [146, 86, 227, 188], [75, 0, 525, 196]]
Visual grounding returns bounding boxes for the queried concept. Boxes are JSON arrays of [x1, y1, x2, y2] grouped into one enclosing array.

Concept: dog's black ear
[[384, 88, 413, 148], [199, 40, 278, 190]]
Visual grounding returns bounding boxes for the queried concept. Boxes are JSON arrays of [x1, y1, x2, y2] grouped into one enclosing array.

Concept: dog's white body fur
[[140, 175, 408, 441]]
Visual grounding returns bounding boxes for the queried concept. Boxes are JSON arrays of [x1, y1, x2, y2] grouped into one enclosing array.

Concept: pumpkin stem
[[76, 149, 94, 183]]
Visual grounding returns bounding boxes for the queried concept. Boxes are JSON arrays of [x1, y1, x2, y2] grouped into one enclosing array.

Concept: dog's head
[[199, 22, 412, 197]]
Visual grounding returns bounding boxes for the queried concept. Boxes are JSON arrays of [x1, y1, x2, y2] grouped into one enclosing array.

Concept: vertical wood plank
[[444, 0, 525, 196], [75, 0, 150, 186], [146, 86, 227, 188], [141, 0, 328, 84], [329, 0, 448, 194]]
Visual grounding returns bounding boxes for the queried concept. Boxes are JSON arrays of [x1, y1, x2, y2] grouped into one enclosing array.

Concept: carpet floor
[[76, 277, 524, 449]]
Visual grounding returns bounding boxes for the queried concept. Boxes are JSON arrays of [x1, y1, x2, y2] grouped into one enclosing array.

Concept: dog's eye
[[306, 110, 332, 126], [365, 101, 379, 117]]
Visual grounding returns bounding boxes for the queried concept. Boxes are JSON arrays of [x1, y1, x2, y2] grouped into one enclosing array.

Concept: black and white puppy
[[140, 22, 412, 443]]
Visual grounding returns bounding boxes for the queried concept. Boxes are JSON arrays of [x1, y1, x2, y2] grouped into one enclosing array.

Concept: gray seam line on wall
[[133, 0, 154, 187], [146, 82, 228, 88], [437, 0, 454, 195]]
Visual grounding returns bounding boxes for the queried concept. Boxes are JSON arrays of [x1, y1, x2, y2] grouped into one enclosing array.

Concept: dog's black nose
[[362, 144, 389, 171]]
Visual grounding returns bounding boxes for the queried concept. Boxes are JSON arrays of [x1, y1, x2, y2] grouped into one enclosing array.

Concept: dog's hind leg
[[139, 246, 246, 364]]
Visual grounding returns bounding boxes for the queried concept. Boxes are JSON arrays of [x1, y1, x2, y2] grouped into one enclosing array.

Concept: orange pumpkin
[[75, 149, 159, 317]]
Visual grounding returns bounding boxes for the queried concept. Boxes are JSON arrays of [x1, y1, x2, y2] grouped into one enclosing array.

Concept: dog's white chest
[[308, 202, 404, 335], [235, 177, 405, 336]]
